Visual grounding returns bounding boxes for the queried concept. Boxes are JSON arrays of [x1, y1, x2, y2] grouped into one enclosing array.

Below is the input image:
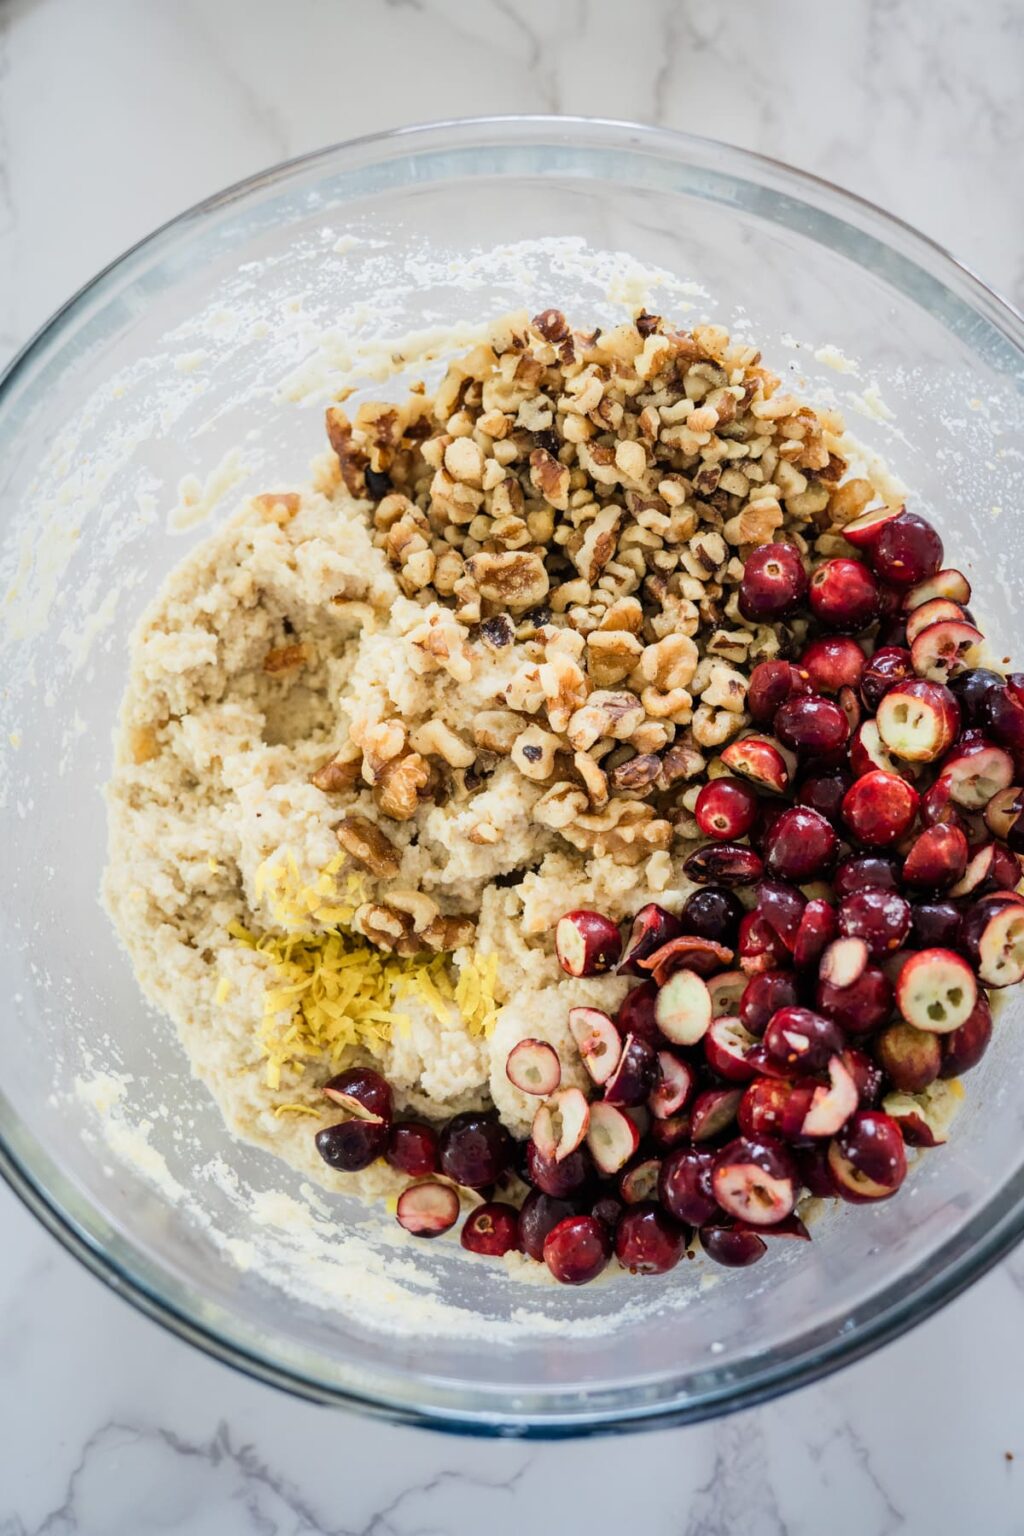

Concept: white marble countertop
[[1, 1, 1023, 1530]]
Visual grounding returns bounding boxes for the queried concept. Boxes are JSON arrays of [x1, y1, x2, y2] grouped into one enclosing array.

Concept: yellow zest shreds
[[214, 975, 233, 1005], [272, 1103, 322, 1119], [230, 859, 500, 1088], [253, 851, 368, 930]]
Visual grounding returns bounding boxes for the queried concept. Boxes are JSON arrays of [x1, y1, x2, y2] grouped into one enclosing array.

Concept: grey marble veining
[[1, 1, 1022, 1531]]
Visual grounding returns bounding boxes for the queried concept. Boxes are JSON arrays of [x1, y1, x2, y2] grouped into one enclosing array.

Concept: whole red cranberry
[[614, 1202, 688, 1274], [681, 885, 744, 945], [763, 805, 838, 881], [386, 1121, 439, 1177], [739, 542, 808, 620], [868, 511, 943, 588], [809, 559, 879, 631], [950, 667, 1006, 727], [775, 694, 850, 757], [747, 660, 810, 723], [799, 635, 867, 694], [695, 778, 760, 841], [838, 887, 911, 958], [659, 1147, 720, 1226], [543, 1214, 612, 1285], [518, 1190, 584, 1260], [439, 1112, 513, 1189], [740, 970, 802, 1037], [796, 768, 852, 821], [860, 646, 914, 712], [834, 854, 900, 898]]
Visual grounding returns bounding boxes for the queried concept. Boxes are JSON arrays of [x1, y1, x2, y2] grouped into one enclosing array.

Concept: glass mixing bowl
[[1, 117, 1023, 1437]]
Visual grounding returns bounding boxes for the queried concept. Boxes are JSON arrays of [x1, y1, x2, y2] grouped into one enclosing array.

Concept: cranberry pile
[[314, 506, 1024, 1286]]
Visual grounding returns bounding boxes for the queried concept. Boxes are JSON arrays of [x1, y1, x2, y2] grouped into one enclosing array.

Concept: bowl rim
[[2, 113, 1023, 1437]]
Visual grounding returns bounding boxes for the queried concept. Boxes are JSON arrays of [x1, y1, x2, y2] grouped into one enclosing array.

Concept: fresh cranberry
[[919, 778, 969, 834], [816, 966, 894, 1035], [842, 1046, 884, 1106], [828, 1111, 908, 1201], [591, 1194, 625, 1235], [834, 854, 900, 898], [903, 824, 968, 889], [775, 694, 850, 757], [517, 1190, 583, 1260], [875, 1022, 941, 1094], [800, 635, 867, 694], [386, 1121, 439, 1177], [738, 1077, 806, 1138], [950, 667, 1006, 726], [681, 885, 744, 945], [984, 685, 1024, 758], [314, 1119, 388, 1173], [694, 778, 760, 841], [684, 843, 764, 887], [792, 900, 839, 970], [797, 767, 852, 821], [860, 646, 914, 712], [555, 910, 622, 976], [524, 1140, 592, 1199], [910, 900, 962, 949], [939, 992, 993, 1077], [658, 1147, 720, 1226], [867, 511, 944, 588], [763, 1007, 845, 1076], [699, 1219, 767, 1267], [757, 879, 807, 950], [841, 770, 920, 848], [614, 1202, 687, 1274], [763, 805, 838, 881], [322, 1067, 393, 1125], [461, 1202, 521, 1257], [439, 1112, 513, 1190], [737, 910, 790, 974], [618, 904, 683, 974], [747, 660, 810, 723], [543, 1214, 612, 1284], [838, 887, 911, 958], [711, 1135, 799, 1225], [809, 559, 879, 631], [616, 981, 661, 1045], [739, 542, 808, 620], [739, 970, 802, 1037]]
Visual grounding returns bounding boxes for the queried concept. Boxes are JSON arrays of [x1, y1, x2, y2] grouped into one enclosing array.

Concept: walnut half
[[336, 815, 401, 878]]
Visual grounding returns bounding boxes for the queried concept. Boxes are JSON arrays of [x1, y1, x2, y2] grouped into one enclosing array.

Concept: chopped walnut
[[465, 550, 550, 612], [374, 752, 432, 820], [639, 633, 698, 691], [692, 703, 747, 748], [420, 914, 477, 952], [336, 815, 402, 878], [472, 710, 525, 755], [538, 650, 589, 733], [129, 725, 161, 764], [609, 752, 661, 793], [567, 690, 645, 751], [353, 901, 419, 955], [409, 720, 475, 768], [573, 749, 609, 808], [533, 780, 589, 830], [586, 630, 644, 688], [310, 749, 361, 793], [511, 725, 561, 781]]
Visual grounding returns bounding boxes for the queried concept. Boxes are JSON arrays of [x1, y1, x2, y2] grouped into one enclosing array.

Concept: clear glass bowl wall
[[1, 119, 1023, 1435]]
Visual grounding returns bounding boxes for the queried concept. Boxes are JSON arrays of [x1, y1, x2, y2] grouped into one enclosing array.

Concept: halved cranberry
[[797, 767, 852, 821], [809, 558, 879, 631], [616, 981, 661, 1045], [875, 1021, 942, 1092], [439, 1113, 513, 1189], [820, 936, 869, 988], [506, 1038, 562, 1096], [828, 1111, 907, 1202], [763, 805, 838, 881], [640, 934, 735, 985], [838, 887, 912, 958], [704, 1017, 758, 1082], [834, 854, 900, 898], [720, 735, 793, 795], [711, 1135, 799, 1226], [739, 541, 808, 620], [386, 1121, 439, 1178], [763, 1006, 845, 1076], [984, 785, 1024, 848], [841, 770, 919, 848], [648, 1111, 693, 1151], [949, 842, 998, 898], [518, 1189, 584, 1260], [867, 510, 943, 588], [396, 1181, 460, 1237], [707, 968, 749, 1018], [524, 1140, 592, 1199], [690, 1086, 744, 1143], [904, 568, 971, 610], [747, 660, 810, 723], [903, 824, 968, 889], [816, 965, 894, 1035], [323, 1067, 392, 1125], [910, 900, 962, 949], [989, 844, 1024, 891], [801, 1054, 859, 1136], [950, 666, 1006, 726], [737, 910, 790, 977], [939, 991, 993, 1077], [618, 1157, 661, 1205], [543, 1214, 612, 1285], [793, 901, 839, 970], [842, 1045, 884, 1106], [615, 1202, 687, 1274], [775, 694, 850, 757], [659, 1146, 719, 1226], [654, 972, 714, 1048], [568, 1008, 622, 1086], [315, 1119, 388, 1173], [684, 842, 764, 887], [799, 635, 867, 693], [699, 1219, 767, 1267], [876, 679, 961, 763], [617, 903, 683, 974], [739, 969, 801, 1037], [586, 1100, 640, 1174], [681, 885, 744, 945], [555, 909, 622, 976], [757, 879, 807, 951], [849, 719, 906, 779], [695, 778, 760, 841], [911, 620, 983, 684], [604, 1033, 657, 1107], [939, 737, 1015, 810], [860, 646, 914, 712], [962, 899, 1024, 988], [461, 1202, 521, 1257], [905, 597, 967, 645]]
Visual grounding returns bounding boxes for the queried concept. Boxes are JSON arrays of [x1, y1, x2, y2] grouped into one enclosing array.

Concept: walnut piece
[[465, 551, 550, 611], [336, 815, 402, 878], [374, 752, 432, 820]]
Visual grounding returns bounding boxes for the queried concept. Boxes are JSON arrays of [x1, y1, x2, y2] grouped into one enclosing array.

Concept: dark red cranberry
[[461, 1202, 521, 1257], [799, 635, 867, 694], [684, 842, 764, 887], [984, 685, 1024, 758], [757, 879, 807, 950], [860, 647, 914, 712], [903, 824, 968, 890], [838, 887, 911, 958], [833, 855, 900, 899], [816, 967, 894, 1035], [794, 1142, 840, 1197], [699, 1219, 767, 1267], [939, 992, 993, 1077], [868, 511, 944, 588], [695, 778, 760, 841], [739, 970, 802, 1037], [524, 1140, 592, 1199], [829, 1111, 908, 1201], [841, 770, 920, 849], [518, 1190, 583, 1260], [910, 900, 962, 949], [658, 1146, 720, 1226], [737, 910, 790, 975], [739, 542, 808, 620], [314, 1119, 388, 1173], [617, 903, 683, 975], [615, 1202, 688, 1274], [792, 901, 839, 971], [809, 559, 879, 631], [591, 1194, 625, 1234], [797, 767, 852, 821], [841, 1046, 884, 1106], [711, 1135, 799, 1225], [323, 1067, 392, 1125], [747, 660, 810, 723], [950, 667, 1006, 727], [763, 805, 838, 881], [648, 1111, 693, 1151], [543, 1214, 612, 1284], [763, 1007, 845, 1076], [775, 694, 850, 757], [386, 1121, 439, 1177], [439, 1112, 513, 1190], [616, 980, 661, 1045], [681, 885, 744, 945]]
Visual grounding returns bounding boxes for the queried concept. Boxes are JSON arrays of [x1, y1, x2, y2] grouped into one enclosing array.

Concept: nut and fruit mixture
[[106, 309, 1024, 1286]]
